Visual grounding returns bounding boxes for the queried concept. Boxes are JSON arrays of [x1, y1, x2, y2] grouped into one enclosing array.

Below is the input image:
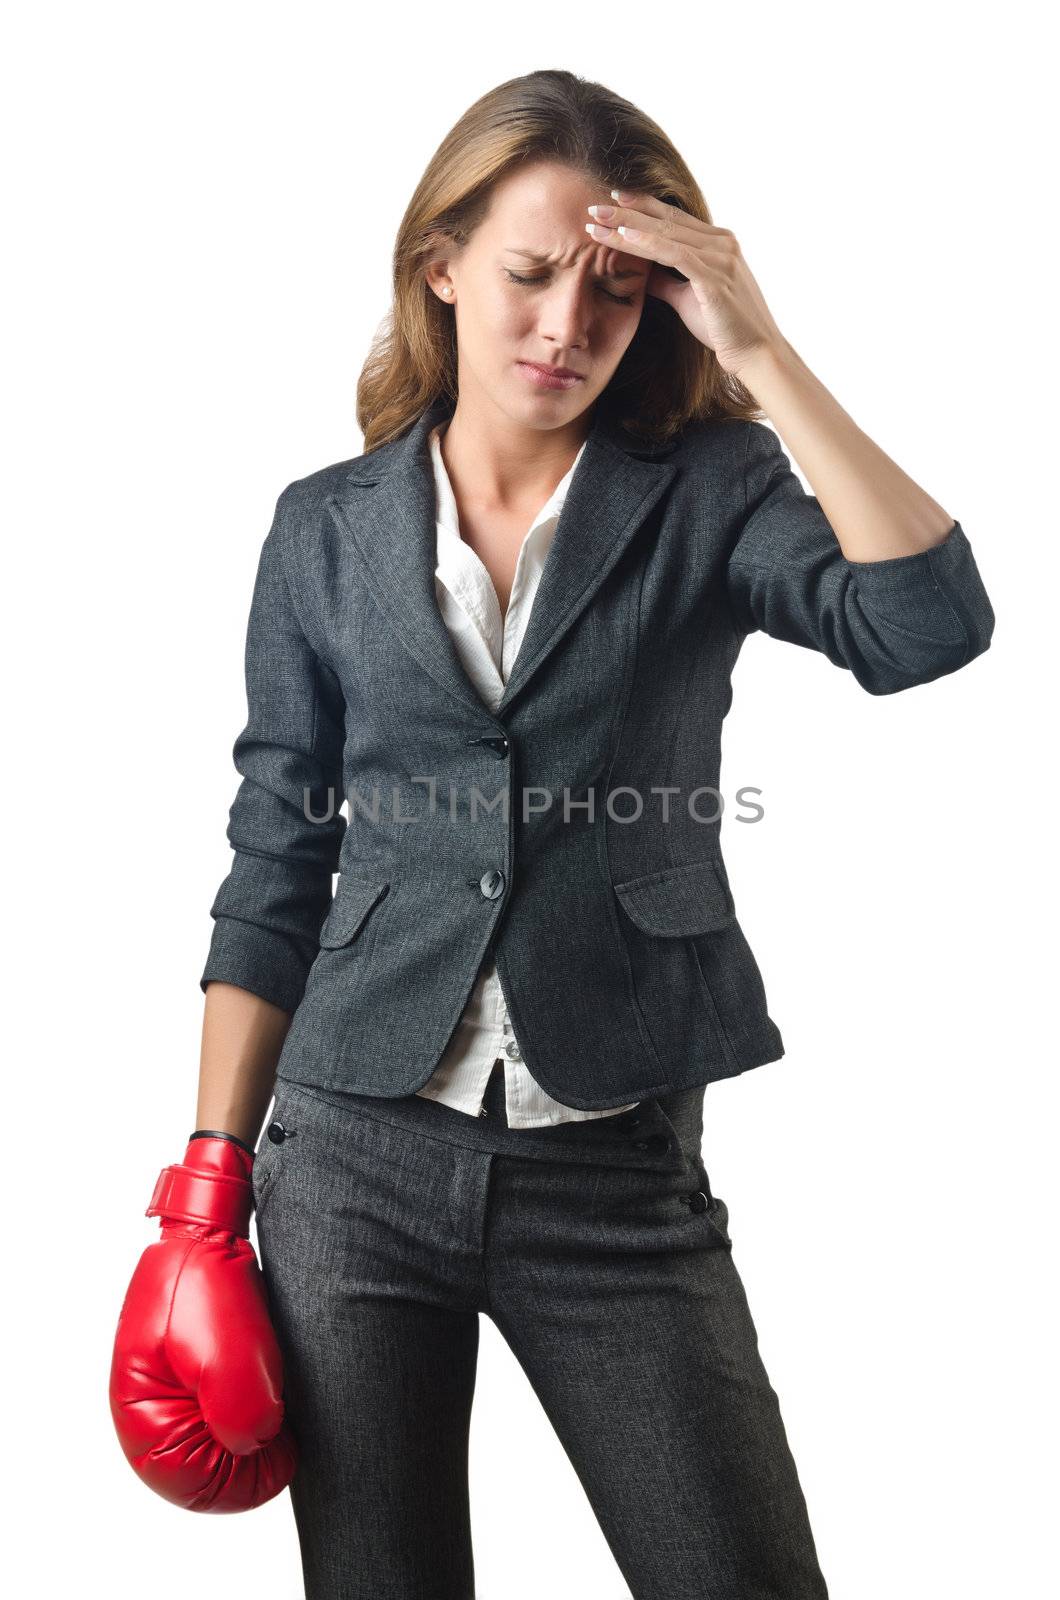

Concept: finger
[[607, 190, 725, 241], [644, 265, 689, 306], [585, 219, 729, 276]]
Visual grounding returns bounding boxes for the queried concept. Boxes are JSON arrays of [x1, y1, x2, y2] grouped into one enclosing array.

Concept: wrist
[[729, 334, 799, 393]]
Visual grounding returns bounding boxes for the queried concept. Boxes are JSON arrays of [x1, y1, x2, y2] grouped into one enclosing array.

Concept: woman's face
[[430, 159, 649, 433]]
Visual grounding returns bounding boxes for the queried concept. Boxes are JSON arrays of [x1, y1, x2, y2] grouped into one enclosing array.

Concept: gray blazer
[[200, 394, 995, 1109]]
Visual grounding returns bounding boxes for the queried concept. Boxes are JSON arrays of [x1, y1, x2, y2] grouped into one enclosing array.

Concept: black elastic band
[[189, 1128, 257, 1158]]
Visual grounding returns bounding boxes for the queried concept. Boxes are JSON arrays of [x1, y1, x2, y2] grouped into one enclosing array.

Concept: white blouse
[[412, 421, 639, 1129]]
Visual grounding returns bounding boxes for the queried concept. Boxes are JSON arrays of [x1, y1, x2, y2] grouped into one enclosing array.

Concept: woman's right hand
[[108, 1132, 298, 1512]]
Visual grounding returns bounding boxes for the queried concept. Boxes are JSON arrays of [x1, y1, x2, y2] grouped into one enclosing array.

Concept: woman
[[110, 70, 994, 1599]]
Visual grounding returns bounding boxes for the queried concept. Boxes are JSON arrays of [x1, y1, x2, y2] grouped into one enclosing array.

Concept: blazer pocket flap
[[613, 858, 735, 937], [319, 875, 390, 948]]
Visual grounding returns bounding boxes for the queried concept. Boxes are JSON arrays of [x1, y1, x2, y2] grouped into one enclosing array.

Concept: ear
[[423, 229, 459, 304], [424, 258, 455, 303]]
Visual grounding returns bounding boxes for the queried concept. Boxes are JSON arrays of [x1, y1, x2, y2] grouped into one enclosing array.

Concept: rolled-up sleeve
[[199, 491, 347, 1013], [723, 421, 996, 695]]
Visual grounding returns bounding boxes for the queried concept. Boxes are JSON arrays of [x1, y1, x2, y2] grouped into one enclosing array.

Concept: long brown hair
[[356, 69, 765, 453]]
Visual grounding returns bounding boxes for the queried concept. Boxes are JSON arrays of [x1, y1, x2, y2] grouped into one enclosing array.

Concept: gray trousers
[[253, 1062, 829, 1599]]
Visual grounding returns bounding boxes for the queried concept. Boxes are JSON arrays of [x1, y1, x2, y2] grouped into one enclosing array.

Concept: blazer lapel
[[325, 395, 680, 719]]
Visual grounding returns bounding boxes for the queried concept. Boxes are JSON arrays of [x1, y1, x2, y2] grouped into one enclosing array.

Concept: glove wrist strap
[[146, 1162, 254, 1237]]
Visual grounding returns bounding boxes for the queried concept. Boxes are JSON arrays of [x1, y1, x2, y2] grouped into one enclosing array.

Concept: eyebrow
[[504, 248, 645, 281]]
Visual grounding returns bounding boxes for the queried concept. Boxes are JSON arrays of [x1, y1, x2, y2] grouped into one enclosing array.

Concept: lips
[[517, 361, 585, 390]]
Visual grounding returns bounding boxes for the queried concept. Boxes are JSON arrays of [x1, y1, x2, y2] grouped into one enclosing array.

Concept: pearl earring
[[442, 286, 452, 297]]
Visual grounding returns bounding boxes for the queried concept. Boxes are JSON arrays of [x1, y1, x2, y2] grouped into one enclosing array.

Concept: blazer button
[[266, 1121, 287, 1144], [479, 869, 505, 900], [688, 1190, 710, 1214], [467, 734, 510, 759]]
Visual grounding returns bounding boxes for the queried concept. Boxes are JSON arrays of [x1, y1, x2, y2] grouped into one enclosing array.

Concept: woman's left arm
[[586, 193, 994, 694], [717, 338, 956, 561]]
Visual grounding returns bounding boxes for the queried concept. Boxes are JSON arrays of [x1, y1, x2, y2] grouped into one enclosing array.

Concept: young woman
[[111, 69, 994, 1599]]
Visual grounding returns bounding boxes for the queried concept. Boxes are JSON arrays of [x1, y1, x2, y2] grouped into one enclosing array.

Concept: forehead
[[480, 160, 644, 276], [484, 159, 607, 229]]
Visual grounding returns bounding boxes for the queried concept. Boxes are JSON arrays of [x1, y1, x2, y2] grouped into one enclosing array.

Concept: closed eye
[[503, 268, 636, 307]]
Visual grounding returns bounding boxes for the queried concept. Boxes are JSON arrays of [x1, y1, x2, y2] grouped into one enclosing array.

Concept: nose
[[538, 281, 591, 353]]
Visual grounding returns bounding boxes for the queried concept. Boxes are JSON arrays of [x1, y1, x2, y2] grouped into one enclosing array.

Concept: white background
[[6, 2, 1056, 1595]]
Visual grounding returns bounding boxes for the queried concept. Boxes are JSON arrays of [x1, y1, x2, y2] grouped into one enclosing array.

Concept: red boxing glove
[[109, 1133, 298, 1512]]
